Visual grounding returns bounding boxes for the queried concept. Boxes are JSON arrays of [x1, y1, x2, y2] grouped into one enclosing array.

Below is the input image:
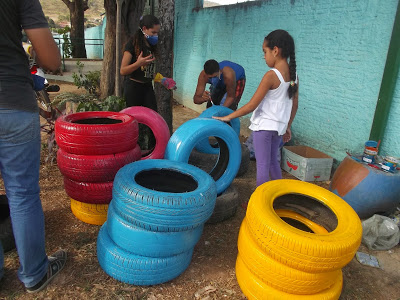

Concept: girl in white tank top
[[214, 30, 299, 186]]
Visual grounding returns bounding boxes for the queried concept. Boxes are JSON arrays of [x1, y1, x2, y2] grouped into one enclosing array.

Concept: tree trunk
[[100, 0, 145, 99], [68, 0, 87, 58], [154, 0, 174, 133]]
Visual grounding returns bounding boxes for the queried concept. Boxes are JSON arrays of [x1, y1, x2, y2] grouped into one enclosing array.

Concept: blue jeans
[[0, 109, 48, 287]]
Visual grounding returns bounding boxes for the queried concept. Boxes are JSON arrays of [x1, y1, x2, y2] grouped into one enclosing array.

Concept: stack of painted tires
[[165, 115, 242, 223], [97, 159, 217, 285], [55, 111, 140, 225], [237, 180, 363, 299]]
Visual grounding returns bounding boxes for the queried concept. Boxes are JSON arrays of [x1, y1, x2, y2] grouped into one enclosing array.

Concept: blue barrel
[[329, 156, 400, 219]]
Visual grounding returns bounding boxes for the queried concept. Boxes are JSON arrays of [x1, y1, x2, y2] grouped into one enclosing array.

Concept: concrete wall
[[173, 0, 400, 162]]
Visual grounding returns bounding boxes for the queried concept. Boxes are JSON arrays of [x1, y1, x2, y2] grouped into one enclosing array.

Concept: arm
[[214, 70, 276, 122], [283, 78, 299, 143], [25, 28, 61, 72], [221, 67, 236, 108], [120, 51, 155, 76], [193, 70, 210, 105]]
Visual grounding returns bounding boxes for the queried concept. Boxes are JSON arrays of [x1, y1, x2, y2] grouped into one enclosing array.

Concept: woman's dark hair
[[132, 15, 160, 58], [204, 59, 219, 75], [265, 30, 297, 98]]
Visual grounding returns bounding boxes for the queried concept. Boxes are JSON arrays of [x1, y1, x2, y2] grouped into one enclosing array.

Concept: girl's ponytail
[[264, 29, 297, 98], [288, 50, 297, 99]]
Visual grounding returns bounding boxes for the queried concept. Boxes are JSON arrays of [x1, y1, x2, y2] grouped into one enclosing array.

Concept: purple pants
[[253, 130, 283, 186]]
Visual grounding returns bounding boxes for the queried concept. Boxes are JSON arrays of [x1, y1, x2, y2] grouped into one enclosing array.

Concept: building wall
[[173, 0, 399, 162]]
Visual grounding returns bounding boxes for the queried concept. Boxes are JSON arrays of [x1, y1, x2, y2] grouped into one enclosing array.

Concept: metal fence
[[54, 37, 104, 71]]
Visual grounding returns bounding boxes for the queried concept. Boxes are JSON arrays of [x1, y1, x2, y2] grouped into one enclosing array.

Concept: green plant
[[57, 26, 72, 58], [52, 93, 125, 113], [72, 61, 101, 95]]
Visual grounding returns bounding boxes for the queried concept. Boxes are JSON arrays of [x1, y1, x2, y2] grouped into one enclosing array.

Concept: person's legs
[[123, 80, 145, 107], [142, 82, 157, 112], [269, 132, 283, 180], [253, 130, 273, 186], [141, 83, 157, 150], [231, 78, 246, 110], [0, 109, 47, 287]]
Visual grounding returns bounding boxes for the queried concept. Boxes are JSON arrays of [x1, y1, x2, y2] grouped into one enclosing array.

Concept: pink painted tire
[[120, 107, 170, 160]]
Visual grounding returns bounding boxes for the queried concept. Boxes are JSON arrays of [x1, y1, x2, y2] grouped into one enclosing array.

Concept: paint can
[[381, 156, 398, 172], [362, 141, 378, 164]]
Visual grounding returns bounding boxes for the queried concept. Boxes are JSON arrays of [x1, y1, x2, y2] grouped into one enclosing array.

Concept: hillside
[[39, 0, 105, 27]]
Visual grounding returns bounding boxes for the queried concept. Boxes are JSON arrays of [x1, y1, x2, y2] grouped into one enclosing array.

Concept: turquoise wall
[[173, 0, 400, 163], [84, 18, 106, 59]]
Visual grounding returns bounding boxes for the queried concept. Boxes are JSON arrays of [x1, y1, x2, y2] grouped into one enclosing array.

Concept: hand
[[136, 51, 155, 67], [283, 128, 292, 143], [213, 115, 231, 122], [202, 90, 211, 102]]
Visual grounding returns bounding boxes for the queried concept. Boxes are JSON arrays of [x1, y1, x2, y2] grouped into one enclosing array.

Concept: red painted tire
[[120, 107, 170, 160], [55, 111, 138, 155], [57, 145, 141, 182], [63, 177, 113, 204]]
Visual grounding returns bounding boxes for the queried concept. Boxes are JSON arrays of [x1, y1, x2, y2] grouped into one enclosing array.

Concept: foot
[[26, 249, 67, 293]]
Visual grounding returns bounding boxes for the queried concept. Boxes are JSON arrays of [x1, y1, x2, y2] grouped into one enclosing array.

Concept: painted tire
[[57, 145, 141, 182], [188, 144, 249, 178], [246, 180, 362, 273], [275, 209, 328, 234], [70, 198, 108, 225], [55, 111, 138, 155], [330, 156, 400, 219], [106, 204, 204, 257], [0, 195, 15, 253], [63, 177, 112, 204], [112, 159, 217, 232], [238, 218, 339, 295], [236, 255, 343, 300], [120, 106, 170, 160], [194, 106, 240, 154], [165, 118, 241, 195], [206, 184, 239, 224], [97, 224, 193, 285]]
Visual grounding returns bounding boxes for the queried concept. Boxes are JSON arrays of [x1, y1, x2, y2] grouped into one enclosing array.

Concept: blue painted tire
[[195, 106, 240, 154], [106, 203, 204, 257], [112, 159, 217, 232], [165, 118, 241, 195], [97, 224, 193, 285]]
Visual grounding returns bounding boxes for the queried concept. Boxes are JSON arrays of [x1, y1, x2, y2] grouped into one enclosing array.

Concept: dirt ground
[[0, 83, 399, 300]]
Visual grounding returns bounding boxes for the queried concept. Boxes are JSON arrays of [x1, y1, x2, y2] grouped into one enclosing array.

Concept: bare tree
[[100, 0, 146, 99], [62, 0, 88, 58], [154, 0, 174, 133]]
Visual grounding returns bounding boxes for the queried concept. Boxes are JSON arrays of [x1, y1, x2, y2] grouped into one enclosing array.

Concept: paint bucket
[[381, 156, 398, 172], [362, 141, 378, 164]]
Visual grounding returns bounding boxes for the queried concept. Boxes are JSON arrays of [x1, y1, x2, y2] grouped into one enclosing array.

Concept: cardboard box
[[281, 146, 333, 182]]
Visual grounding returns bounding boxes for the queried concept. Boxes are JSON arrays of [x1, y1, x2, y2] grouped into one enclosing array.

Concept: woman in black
[[120, 15, 160, 150]]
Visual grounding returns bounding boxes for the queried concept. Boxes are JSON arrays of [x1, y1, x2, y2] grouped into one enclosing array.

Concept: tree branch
[[61, 0, 72, 9]]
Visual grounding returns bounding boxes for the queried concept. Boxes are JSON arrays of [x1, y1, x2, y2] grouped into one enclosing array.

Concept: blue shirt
[[208, 60, 245, 88]]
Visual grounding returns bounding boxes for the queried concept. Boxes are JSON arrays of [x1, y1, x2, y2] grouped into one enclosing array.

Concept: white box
[[281, 146, 333, 182]]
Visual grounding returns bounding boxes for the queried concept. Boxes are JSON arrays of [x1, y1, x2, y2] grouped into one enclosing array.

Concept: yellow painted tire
[[236, 255, 342, 300], [238, 218, 340, 295], [246, 180, 362, 273], [71, 198, 108, 225], [275, 209, 328, 234]]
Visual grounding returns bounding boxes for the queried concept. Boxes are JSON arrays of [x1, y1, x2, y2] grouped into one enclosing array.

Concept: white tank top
[[249, 68, 296, 135]]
